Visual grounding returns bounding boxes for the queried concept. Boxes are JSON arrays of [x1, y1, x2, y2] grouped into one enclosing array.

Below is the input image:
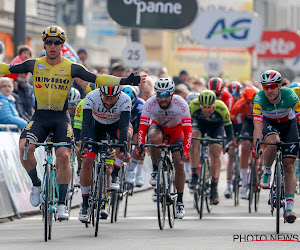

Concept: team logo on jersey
[[294, 100, 300, 112], [25, 121, 34, 130], [37, 64, 45, 70], [253, 103, 262, 115]]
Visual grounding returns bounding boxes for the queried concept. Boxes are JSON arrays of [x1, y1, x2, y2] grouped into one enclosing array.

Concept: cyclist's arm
[[118, 111, 131, 152], [80, 109, 93, 140], [253, 120, 263, 146], [0, 59, 35, 75], [253, 97, 263, 145], [224, 123, 233, 143], [71, 64, 140, 87], [181, 99, 193, 154]]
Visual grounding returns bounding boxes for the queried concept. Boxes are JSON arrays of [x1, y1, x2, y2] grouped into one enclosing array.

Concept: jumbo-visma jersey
[[33, 57, 73, 111]]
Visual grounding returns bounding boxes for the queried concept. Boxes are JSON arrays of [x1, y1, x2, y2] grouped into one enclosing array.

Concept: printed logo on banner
[[191, 11, 262, 48]]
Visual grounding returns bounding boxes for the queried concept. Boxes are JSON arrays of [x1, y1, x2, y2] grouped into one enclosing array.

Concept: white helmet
[[154, 78, 175, 92], [99, 86, 122, 96], [261, 70, 282, 85], [68, 87, 81, 105], [186, 92, 200, 104]]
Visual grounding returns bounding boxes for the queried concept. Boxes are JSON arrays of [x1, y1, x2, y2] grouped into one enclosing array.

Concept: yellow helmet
[[42, 26, 66, 43], [291, 86, 300, 99], [86, 83, 96, 93]]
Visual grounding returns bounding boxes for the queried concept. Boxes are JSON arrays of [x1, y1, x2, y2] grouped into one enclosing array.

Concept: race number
[[122, 42, 146, 68], [204, 57, 223, 76]]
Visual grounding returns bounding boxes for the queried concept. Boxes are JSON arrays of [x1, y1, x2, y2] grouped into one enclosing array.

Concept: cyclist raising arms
[[138, 78, 192, 219], [0, 26, 143, 220], [79, 85, 133, 222], [253, 70, 299, 223], [230, 86, 258, 199], [189, 90, 234, 205]]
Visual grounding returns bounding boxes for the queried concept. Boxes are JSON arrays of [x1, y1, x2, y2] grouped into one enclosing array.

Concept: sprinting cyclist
[[189, 90, 233, 205], [138, 78, 192, 219], [253, 70, 299, 223], [123, 86, 146, 187], [0, 25, 142, 220], [78, 85, 132, 222], [229, 86, 258, 199]]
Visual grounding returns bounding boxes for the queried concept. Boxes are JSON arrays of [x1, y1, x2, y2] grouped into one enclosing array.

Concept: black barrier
[[0, 166, 15, 219]]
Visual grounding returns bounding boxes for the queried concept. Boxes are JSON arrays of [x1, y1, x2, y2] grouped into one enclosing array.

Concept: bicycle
[[248, 156, 262, 213], [140, 142, 183, 230], [23, 136, 74, 242], [81, 138, 127, 237], [255, 139, 298, 234], [66, 141, 80, 217], [192, 137, 224, 219]]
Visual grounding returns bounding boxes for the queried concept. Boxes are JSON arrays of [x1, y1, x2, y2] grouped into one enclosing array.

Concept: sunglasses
[[101, 95, 118, 103], [44, 39, 63, 46], [156, 92, 172, 98], [215, 92, 222, 97], [68, 102, 77, 107], [201, 105, 214, 111], [262, 83, 278, 90]]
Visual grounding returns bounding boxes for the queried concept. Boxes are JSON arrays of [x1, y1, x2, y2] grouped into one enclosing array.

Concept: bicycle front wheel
[[199, 160, 207, 219], [43, 165, 50, 242], [248, 159, 255, 213], [157, 161, 166, 230], [276, 161, 281, 234], [233, 155, 240, 207], [95, 164, 104, 237], [167, 165, 176, 228], [66, 166, 74, 217], [254, 164, 262, 212]]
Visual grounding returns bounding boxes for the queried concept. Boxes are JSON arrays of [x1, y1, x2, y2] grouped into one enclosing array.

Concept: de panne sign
[[191, 11, 262, 48], [107, 0, 198, 29]]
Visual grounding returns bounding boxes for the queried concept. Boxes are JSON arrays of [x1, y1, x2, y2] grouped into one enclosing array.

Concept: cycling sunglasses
[[215, 92, 222, 97], [201, 105, 214, 111], [101, 95, 118, 103], [44, 39, 63, 46], [156, 92, 172, 98], [262, 83, 279, 90]]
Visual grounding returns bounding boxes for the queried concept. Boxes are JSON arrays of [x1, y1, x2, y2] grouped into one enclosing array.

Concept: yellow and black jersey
[[0, 57, 121, 111], [189, 99, 232, 127]]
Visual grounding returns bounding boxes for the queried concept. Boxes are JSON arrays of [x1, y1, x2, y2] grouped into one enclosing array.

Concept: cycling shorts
[[240, 116, 253, 140], [20, 110, 73, 146], [262, 118, 299, 158], [148, 121, 183, 153]]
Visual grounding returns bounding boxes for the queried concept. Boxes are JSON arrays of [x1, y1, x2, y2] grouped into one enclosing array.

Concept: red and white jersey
[[222, 90, 234, 112], [84, 89, 131, 125], [140, 94, 191, 128]]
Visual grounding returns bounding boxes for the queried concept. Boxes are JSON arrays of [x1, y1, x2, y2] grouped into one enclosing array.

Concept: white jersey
[[84, 89, 131, 125], [140, 94, 191, 128]]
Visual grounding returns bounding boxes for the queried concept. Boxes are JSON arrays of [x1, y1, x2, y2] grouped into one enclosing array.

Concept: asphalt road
[[0, 169, 299, 249]]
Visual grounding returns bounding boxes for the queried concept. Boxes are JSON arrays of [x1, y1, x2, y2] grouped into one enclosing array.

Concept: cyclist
[[289, 82, 300, 89], [78, 85, 133, 222], [253, 70, 299, 223], [229, 86, 258, 199], [123, 86, 146, 187], [185, 92, 200, 183], [138, 78, 192, 219], [68, 87, 81, 126], [228, 81, 243, 104], [189, 90, 233, 205], [0, 26, 142, 220]]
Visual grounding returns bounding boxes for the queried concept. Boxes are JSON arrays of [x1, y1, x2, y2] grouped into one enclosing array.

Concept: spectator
[[0, 77, 27, 129], [173, 70, 192, 90], [98, 66, 109, 75], [157, 66, 170, 78], [111, 62, 126, 77], [139, 74, 156, 101], [12, 91, 31, 122], [175, 83, 190, 100], [77, 48, 89, 68], [189, 75, 206, 92]]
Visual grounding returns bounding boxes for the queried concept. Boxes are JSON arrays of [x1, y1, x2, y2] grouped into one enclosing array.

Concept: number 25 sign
[[122, 42, 147, 68]]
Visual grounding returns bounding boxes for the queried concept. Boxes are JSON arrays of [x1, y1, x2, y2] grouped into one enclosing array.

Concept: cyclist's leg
[[189, 118, 203, 189], [208, 126, 223, 205], [126, 133, 139, 183], [260, 118, 280, 188], [19, 114, 50, 207], [281, 119, 298, 222]]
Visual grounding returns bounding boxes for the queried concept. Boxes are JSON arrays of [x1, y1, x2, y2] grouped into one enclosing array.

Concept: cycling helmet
[[207, 77, 224, 93], [186, 92, 200, 104], [99, 86, 122, 96], [199, 90, 216, 107], [69, 87, 81, 105], [228, 81, 242, 96], [154, 78, 175, 92], [86, 83, 96, 93], [291, 86, 300, 98], [42, 26, 66, 43], [242, 86, 259, 102], [261, 70, 282, 85], [290, 82, 300, 88], [122, 86, 140, 105]]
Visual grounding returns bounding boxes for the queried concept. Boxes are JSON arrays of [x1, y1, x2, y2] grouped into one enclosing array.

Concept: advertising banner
[[0, 165, 14, 218]]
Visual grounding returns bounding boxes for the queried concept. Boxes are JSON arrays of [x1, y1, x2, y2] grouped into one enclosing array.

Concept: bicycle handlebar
[[139, 142, 183, 159], [255, 138, 299, 154]]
